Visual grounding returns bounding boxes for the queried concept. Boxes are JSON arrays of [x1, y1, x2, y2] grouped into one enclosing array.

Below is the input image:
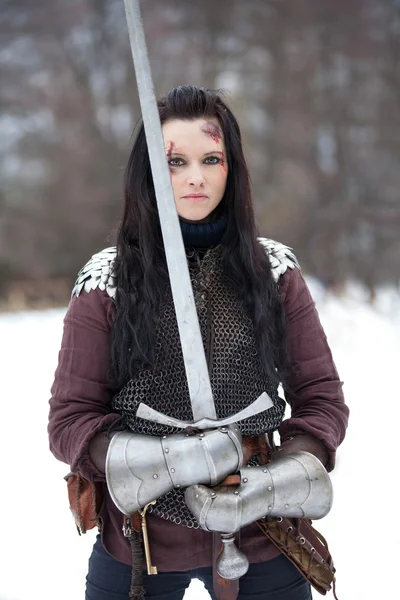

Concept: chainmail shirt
[[111, 246, 286, 528]]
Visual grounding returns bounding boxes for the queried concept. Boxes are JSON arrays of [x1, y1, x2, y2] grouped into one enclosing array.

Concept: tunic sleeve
[[278, 267, 349, 471], [48, 289, 120, 481]]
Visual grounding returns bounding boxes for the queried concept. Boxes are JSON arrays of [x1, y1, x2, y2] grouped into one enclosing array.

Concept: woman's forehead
[[162, 118, 225, 149], [162, 118, 222, 138]]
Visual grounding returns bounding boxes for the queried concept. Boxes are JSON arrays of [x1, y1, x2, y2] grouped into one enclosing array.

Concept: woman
[[48, 85, 348, 600]]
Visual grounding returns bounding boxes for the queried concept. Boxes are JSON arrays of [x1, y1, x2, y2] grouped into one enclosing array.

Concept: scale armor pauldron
[[71, 239, 300, 300], [257, 237, 300, 282], [71, 246, 117, 299]]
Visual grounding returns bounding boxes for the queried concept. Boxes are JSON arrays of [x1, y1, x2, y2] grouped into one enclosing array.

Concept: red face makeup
[[166, 141, 175, 157], [201, 122, 222, 145], [218, 152, 227, 173], [162, 118, 228, 222]]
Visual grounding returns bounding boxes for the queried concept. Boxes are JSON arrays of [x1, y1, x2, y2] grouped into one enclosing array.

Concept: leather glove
[[275, 433, 329, 467]]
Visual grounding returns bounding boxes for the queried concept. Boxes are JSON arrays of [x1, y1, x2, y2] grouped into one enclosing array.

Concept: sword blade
[[122, 0, 216, 421]]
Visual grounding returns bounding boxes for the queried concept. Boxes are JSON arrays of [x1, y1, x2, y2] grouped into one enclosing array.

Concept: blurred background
[[1, 3, 400, 599], [1, 0, 399, 310]]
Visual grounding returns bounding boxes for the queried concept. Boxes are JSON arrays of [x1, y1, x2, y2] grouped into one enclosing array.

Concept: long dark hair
[[111, 85, 289, 389]]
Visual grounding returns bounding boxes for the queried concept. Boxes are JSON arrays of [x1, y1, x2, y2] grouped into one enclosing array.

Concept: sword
[[122, 0, 273, 429]]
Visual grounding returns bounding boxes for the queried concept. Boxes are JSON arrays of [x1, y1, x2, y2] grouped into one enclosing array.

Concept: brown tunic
[[48, 265, 348, 569]]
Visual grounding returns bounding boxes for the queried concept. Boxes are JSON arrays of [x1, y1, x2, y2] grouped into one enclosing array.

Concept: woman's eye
[[205, 156, 221, 165], [168, 158, 184, 167]]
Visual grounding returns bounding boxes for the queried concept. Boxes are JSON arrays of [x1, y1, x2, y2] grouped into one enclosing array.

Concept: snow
[[1, 281, 399, 600]]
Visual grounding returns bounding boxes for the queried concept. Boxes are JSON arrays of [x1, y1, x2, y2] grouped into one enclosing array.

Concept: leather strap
[[256, 517, 336, 595]]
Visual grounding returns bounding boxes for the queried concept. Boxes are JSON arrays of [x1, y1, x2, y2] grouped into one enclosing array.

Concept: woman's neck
[[179, 212, 228, 248]]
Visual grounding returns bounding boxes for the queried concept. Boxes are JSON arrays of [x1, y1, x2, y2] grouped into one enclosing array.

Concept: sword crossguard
[[136, 392, 274, 429]]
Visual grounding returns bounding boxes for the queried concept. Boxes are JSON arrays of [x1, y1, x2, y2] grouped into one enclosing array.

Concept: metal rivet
[[210, 492, 217, 498], [176, 484, 181, 488], [234, 491, 239, 495], [220, 427, 227, 432], [195, 494, 199, 499], [242, 477, 248, 483], [199, 433, 205, 438], [162, 435, 167, 439], [153, 474, 158, 479], [185, 433, 190, 437], [267, 486, 272, 491], [268, 505, 272, 510], [284, 503, 289, 508], [170, 468, 175, 473], [263, 469, 268, 473], [165, 448, 169, 453]]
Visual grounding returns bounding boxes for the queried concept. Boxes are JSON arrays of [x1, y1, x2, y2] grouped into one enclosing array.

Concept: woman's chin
[[178, 210, 213, 223]]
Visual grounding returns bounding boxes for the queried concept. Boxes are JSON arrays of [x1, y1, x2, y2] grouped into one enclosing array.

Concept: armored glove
[[185, 451, 333, 533], [106, 426, 243, 515]]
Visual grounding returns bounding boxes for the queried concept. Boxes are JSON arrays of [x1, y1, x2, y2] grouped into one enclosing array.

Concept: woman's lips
[[183, 194, 208, 203]]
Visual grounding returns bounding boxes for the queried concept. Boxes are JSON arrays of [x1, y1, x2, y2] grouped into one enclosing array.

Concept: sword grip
[[219, 474, 241, 487]]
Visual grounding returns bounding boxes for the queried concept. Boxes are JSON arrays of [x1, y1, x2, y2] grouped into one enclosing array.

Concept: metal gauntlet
[[185, 451, 333, 533], [106, 426, 243, 515]]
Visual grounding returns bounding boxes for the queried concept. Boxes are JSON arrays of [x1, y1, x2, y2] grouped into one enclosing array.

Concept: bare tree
[[0, 0, 399, 305]]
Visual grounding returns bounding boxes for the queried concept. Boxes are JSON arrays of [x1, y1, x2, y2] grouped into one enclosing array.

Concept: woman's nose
[[187, 166, 205, 186]]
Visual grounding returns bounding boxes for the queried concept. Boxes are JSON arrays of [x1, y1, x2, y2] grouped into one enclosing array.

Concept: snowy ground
[[1, 279, 399, 600]]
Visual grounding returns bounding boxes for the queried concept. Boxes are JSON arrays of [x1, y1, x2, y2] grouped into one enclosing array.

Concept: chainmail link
[[111, 246, 286, 528]]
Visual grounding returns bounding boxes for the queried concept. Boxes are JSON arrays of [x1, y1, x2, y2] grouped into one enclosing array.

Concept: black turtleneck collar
[[179, 213, 228, 248]]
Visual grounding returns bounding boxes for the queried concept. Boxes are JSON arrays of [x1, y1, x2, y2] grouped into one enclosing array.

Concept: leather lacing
[[256, 517, 338, 599]]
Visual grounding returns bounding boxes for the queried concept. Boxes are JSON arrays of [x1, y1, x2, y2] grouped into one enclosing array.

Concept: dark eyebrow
[[167, 150, 224, 157]]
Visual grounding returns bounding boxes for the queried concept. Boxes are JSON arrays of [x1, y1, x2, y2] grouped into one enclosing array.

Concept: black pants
[[86, 535, 312, 600]]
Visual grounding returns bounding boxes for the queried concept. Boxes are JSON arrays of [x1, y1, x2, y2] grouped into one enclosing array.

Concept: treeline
[[0, 0, 399, 302]]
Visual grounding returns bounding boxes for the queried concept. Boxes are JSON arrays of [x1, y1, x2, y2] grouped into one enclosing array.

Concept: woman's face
[[161, 118, 228, 222]]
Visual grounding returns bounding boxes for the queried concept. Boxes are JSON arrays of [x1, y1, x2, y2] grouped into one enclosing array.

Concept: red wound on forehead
[[166, 141, 175, 157], [201, 122, 222, 144]]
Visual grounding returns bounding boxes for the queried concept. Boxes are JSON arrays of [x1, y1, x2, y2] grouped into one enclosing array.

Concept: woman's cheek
[[169, 170, 181, 199], [214, 167, 228, 186], [169, 167, 179, 184]]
